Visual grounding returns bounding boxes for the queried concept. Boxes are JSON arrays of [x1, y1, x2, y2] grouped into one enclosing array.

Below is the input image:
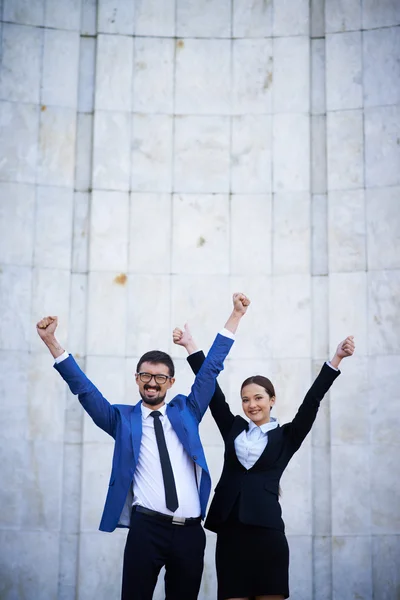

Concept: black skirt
[[215, 520, 290, 600]]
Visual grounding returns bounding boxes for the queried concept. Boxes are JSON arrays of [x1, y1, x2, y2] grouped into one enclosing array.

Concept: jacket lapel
[[130, 402, 143, 464], [166, 402, 192, 457]]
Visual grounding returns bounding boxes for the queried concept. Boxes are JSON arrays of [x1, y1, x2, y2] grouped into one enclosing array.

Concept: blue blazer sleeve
[[54, 355, 118, 438], [185, 333, 234, 423], [187, 350, 235, 439]]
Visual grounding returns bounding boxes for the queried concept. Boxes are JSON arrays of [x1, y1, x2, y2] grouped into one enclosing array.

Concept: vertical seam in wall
[[228, 0, 233, 280]]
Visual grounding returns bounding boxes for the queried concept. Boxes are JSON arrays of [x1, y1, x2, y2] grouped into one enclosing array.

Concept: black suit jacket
[[187, 353, 340, 533]]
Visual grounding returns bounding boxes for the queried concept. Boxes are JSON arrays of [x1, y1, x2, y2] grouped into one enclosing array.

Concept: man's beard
[[141, 384, 166, 406]]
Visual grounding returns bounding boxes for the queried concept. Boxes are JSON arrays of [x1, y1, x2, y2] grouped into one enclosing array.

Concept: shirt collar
[[248, 416, 278, 434], [141, 402, 167, 419]]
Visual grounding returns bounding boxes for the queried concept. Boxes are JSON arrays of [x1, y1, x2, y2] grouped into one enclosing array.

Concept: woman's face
[[241, 383, 275, 426]]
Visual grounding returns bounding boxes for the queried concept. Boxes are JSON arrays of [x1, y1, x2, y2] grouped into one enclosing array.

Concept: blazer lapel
[[130, 402, 143, 464], [166, 402, 192, 457]]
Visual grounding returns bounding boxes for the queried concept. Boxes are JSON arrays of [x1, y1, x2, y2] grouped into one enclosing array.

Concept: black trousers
[[121, 509, 206, 600]]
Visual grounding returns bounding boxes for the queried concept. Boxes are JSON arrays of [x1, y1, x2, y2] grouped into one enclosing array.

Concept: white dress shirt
[[234, 418, 279, 469]]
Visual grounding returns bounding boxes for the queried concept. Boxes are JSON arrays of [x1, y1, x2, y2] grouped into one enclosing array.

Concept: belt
[[134, 505, 201, 526]]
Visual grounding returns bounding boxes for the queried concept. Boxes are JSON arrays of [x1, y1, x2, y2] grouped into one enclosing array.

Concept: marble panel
[[312, 446, 331, 535], [311, 194, 328, 276], [68, 273, 87, 358], [86, 271, 128, 356], [171, 194, 229, 275], [34, 186, 74, 269], [175, 39, 230, 115], [75, 113, 93, 191], [372, 535, 400, 600], [330, 356, 370, 445], [311, 39, 325, 115], [232, 39, 273, 114], [173, 116, 230, 193], [362, 0, 400, 29], [199, 533, 218, 599], [92, 110, 131, 191], [135, 0, 175, 36], [367, 187, 400, 271], [31, 268, 71, 352], [365, 106, 400, 188], [176, 0, 230, 37], [83, 356, 127, 443], [131, 114, 173, 192], [363, 27, 400, 107], [78, 531, 127, 599], [325, 0, 361, 33], [280, 449, 312, 535], [38, 106, 76, 187], [95, 34, 133, 111], [312, 276, 329, 359], [0, 23, 42, 104], [273, 0, 310, 36], [97, 0, 135, 35], [229, 275, 273, 359], [0, 438, 63, 530], [311, 115, 327, 194], [369, 355, 400, 445], [327, 109, 363, 191], [272, 275, 311, 358], [81, 0, 97, 35], [0, 101, 38, 183], [329, 271, 367, 356], [133, 37, 174, 114], [371, 448, 400, 533], [89, 190, 129, 271], [273, 36, 310, 113], [273, 191, 310, 275], [310, 0, 324, 38], [368, 270, 400, 355], [326, 32, 362, 110], [3, 0, 44, 26], [78, 37, 96, 113], [332, 536, 372, 600], [328, 189, 366, 272], [230, 194, 272, 275], [0, 266, 32, 351], [269, 358, 312, 427], [313, 536, 332, 600], [45, 0, 81, 30], [58, 533, 79, 600], [170, 275, 230, 354], [0, 351, 30, 440], [129, 193, 171, 274], [0, 182, 35, 266], [231, 115, 272, 193], [286, 536, 313, 599], [42, 29, 80, 108], [233, 0, 273, 37], [80, 442, 115, 530], [126, 274, 171, 357], [72, 191, 90, 273], [0, 531, 59, 600], [273, 113, 310, 192]]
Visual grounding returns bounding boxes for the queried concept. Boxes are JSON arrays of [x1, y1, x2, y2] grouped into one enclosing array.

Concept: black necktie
[[150, 411, 179, 512]]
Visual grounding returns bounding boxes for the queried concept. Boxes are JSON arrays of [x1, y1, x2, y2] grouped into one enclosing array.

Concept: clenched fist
[[36, 316, 58, 339], [232, 292, 251, 315], [335, 336, 355, 359]]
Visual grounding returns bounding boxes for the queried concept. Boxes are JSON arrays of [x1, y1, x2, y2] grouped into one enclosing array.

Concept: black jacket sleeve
[[289, 362, 340, 450], [187, 351, 235, 439]]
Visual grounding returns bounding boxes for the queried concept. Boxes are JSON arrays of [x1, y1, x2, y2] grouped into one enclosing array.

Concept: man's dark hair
[[136, 350, 175, 377]]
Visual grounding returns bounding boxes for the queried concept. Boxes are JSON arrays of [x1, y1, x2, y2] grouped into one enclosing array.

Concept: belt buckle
[[172, 515, 186, 526]]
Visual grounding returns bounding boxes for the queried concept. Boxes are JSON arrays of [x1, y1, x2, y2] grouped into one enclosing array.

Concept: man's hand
[[330, 335, 355, 368], [232, 292, 250, 315], [36, 316, 65, 359], [173, 324, 199, 355], [36, 316, 58, 338]]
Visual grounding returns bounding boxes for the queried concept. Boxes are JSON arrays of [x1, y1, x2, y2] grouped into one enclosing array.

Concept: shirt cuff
[[189, 349, 203, 356], [326, 360, 338, 371], [219, 328, 235, 341], [54, 351, 69, 364]]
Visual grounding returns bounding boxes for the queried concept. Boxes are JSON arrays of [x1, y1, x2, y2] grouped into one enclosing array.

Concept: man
[[36, 292, 250, 600]]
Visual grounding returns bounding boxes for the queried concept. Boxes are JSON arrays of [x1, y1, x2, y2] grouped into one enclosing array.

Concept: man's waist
[[133, 505, 202, 526]]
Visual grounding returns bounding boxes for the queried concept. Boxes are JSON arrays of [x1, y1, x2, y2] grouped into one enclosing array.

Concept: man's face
[[135, 361, 175, 409]]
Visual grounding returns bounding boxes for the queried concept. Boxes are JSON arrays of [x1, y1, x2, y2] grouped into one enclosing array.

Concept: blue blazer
[[54, 333, 234, 532]]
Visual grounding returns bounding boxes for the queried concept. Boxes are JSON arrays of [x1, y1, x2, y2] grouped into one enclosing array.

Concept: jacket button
[[193, 455, 198, 461]]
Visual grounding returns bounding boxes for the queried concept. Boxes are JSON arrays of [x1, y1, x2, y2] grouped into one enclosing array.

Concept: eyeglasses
[[136, 372, 171, 385]]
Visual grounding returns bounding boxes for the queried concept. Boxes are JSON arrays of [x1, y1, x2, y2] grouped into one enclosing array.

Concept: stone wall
[[0, 1, 399, 598]]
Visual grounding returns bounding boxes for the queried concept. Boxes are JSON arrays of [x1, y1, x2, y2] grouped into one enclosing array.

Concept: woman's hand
[[330, 335, 355, 368]]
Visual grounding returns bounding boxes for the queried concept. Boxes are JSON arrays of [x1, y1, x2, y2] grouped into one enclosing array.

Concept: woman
[[173, 324, 354, 600]]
